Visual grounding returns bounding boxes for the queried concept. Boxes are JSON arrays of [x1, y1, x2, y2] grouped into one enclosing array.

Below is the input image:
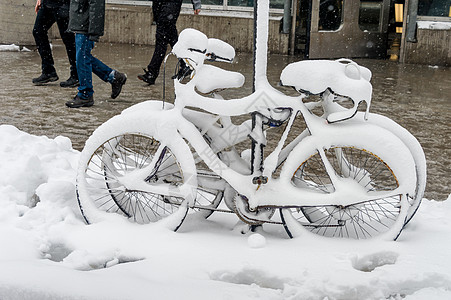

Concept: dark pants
[[147, 1, 182, 78], [32, 3, 77, 78]]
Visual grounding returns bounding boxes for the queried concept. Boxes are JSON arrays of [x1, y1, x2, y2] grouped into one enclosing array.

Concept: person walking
[[65, 0, 127, 108], [32, 0, 79, 87], [138, 0, 201, 85]]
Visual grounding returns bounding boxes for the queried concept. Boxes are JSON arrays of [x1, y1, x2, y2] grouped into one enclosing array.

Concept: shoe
[[65, 95, 94, 108], [137, 68, 156, 85], [171, 64, 192, 80], [60, 77, 79, 88], [111, 71, 127, 99], [32, 73, 59, 85]]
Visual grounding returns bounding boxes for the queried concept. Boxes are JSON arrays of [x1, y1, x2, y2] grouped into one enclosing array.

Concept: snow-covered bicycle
[[76, 0, 426, 240]]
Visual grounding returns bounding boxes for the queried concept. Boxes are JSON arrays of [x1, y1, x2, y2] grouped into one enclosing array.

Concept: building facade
[[0, 0, 450, 65]]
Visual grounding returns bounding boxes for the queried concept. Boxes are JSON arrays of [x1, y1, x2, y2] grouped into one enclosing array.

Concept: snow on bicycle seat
[[280, 58, 372, 104], [194, 64, 245, 94]]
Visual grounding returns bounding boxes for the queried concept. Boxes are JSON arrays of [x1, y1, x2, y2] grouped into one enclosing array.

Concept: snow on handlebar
[[205, 38, 236, 63], [171, 28, 244, 94], [172, 28, 236, 67]]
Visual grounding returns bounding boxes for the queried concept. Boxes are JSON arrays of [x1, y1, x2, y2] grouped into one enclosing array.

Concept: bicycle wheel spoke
[[286, 146, 403, 239], [78, 133, 191, 224]]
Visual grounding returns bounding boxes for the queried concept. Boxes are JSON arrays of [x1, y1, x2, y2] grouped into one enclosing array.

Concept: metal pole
[[283, 0, 292, 34], [400, 0, 418, 63], [253, 0, 257, 93], [406, 0, 418, 42], [253, 0, 270, 91], [290, 0, 297, 55]]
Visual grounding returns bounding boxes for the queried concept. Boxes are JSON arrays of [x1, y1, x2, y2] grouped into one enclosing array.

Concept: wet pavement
[[0, 41, 449, 200]]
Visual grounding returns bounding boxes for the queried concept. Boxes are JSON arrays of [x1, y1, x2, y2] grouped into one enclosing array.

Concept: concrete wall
[[0, 0, 36, 45], [0, 1, 288, 54], [1, 1, 450, 63], [404, 28, 451, 66], [101, 4, 289, 54]]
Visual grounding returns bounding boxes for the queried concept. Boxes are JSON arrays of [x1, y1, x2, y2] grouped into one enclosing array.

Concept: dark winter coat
[[43, 0, 71, 6], [153, 0, 201, 10], [68, 0, 105, 42]]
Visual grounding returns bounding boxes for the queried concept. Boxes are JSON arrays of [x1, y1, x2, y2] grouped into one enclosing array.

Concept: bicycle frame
[[118, 83, 415, 215], [179, 103, 413, 207]]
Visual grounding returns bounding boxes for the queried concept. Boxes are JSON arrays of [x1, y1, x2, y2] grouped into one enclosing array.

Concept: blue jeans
[[75, 33, 114, 99]]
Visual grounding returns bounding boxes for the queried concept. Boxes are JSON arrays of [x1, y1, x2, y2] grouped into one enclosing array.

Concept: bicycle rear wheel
[[279, 129, 415, 240], [360, 112, 426, 225]]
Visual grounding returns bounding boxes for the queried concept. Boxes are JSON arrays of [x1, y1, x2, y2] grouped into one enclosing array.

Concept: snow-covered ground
[[0, 124, 450, 300], [417, 21, 451, 30], [0, 44, 31, 52]]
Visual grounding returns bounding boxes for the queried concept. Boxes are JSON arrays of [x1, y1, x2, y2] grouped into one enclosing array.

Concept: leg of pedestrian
[[54, 3, 79, 88], [32, 3, 59, 85], [66, 34, 94, 108]]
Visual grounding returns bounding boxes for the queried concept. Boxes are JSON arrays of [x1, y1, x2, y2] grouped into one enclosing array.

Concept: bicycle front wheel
[[76, 113, 196, 230]]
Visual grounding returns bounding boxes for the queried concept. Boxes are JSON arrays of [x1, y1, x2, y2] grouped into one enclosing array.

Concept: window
[[188, 0, 224, 6], [318, 0, 343, 31], [107, 0, 285, 12], [183, 0, 285, 10], [228, 0, 253, 7], [359, 0, 383, 32], [418, 0, 451, 17]]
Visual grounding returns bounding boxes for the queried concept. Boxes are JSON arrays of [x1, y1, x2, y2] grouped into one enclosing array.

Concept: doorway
[[294, 0, 392, 59]]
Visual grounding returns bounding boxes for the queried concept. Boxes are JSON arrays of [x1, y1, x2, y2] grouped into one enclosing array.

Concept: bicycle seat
[[194, 64, 245, 94], [280, 59, 372, 104]]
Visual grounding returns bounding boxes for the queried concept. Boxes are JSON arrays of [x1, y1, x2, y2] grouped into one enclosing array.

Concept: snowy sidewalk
[[0, 124, 450, 300]]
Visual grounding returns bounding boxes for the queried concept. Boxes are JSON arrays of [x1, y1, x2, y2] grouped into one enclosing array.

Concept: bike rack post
[[253, 0, 271, 92]]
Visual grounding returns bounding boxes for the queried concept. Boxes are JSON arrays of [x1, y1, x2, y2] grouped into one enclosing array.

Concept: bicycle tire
[[76, 113, 196, 230], [279, 126, 416, 240], [358, 112, 426, 225]]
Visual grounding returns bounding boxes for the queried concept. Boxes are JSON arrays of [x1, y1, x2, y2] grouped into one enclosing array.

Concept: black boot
[[60, 76, 79, 88], [137, 68, 156, 85], [65, 95, 94, 108], [111, 71, 127, 99], [32, 73, 59, 85]]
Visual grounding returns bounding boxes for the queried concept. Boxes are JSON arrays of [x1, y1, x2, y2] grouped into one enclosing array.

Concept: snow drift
[[0, 124, 450, 300]]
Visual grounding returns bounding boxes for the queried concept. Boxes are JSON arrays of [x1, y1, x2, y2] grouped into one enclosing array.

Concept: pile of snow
[[0, 44, 31, 52], [0, 124, 450, 300], [417, 21, 451, 30]]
